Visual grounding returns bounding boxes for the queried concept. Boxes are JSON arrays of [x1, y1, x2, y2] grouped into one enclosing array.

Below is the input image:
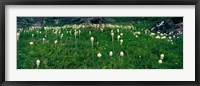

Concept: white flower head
[[158, 60, 162, 64], [120, 39, 123, 45], [109, 51, 113, 57], [30, 42, 34, 45], [36, 59, 40, 68], [150, 33, 155, 36], [54, 40, 58, 44], [117, 29, 119, 33], [155, 36, 160, 39], [117, 35, 120, 41], [120, 33, 123, 36], [111, 30, 114, 33], [32, 34, 34, 37], [101, 28, 104, 32], [160, 54, 164, 60], [89, 31, 92, 35], [90, 37, 94, 43], [120, 51, 124, 57], [111, 32, 114, 37], [43, 38, 45, 41], [97, 52, 102, 58], [90, 37, 94, 48], [17, 33, 20, 40], [79, 30, 81, 35], [161, 36, 166, 39]]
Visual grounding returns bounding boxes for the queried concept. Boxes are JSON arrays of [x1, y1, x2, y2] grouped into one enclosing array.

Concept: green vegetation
[[17, 18, 183, 69]]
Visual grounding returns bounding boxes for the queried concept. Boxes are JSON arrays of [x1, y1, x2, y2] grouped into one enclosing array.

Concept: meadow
[[17, 22, 183, 69]]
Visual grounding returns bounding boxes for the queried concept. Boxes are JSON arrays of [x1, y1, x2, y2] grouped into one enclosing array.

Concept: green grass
[[17, 23, 183, 69]]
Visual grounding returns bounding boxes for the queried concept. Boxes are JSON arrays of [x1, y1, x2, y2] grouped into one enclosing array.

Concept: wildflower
[[79, 30, 81, 35], [150, 33, 155, 36], [117, 29, 119, 33], [111, 32, 114, 41], [120, 33, 123, 36], [89, 31, 92, 35], [90, 37, 94, 48], [117, 35, 120, 41], [74, 31, 78, 39], [101, 28, 103, 32], [109, 51, 113, 57], [135, 35, 138, 38], [158, 60, 162, 64], [32, 34, 34, 38], [155, 36, 160, 39], [61, 34, 64, 38], [54, 40, 58, 44], [30, 42, 34, 45], [160, 54, 164, 60], [161, 36, 166, 39], [42, 38, 45, 44], [144, 30, 148, 34], [120, 51, 124, 57], [17, 33, 20, 40], [111, 30, 114, 33], [69, 30, 72, 35], [97, 52, 102, 58], [120, 39, 123, 45], [36, 59, 40, 68]]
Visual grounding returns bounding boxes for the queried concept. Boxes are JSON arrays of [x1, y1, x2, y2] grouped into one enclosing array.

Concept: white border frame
[[5, 5, 195, 81]]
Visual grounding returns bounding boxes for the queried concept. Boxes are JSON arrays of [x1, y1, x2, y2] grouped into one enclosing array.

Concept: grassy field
[[17, 23, 183, 69]]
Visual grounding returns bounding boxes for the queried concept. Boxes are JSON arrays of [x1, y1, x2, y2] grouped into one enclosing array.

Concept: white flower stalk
[[135, 35, 138, 38], [39, 31, 42, 34], [111, 32, 114, 42], [89, 31, 92, 35], [69, 30, 72, 36], [144, 30, 148, 34], [61, 34, 64, 39], [160, 54, 164, 60], [78, 30, 81, 36], [169, 36, 172, 39], [155, 36, 160, 39], [120, 39, 123, 45], [120, 33, 123, 36], [90, 37, 94, 48], [120, 51, 124, 57], [32, 34, 34, 38], [101, 28, 104, 32], [17, 33, 20, 41], [111, 30, 114, 33], [42, 38, 45, 44], [150, 33, 155, 36], [30, 42, 34, 45], [109, 51, 113, 57], [117, 29, 119, 33], [161, 36, 166, 39], [54, 40, 58, 44], [117, 35, 120, 41], [45, 35, 47, 38], [158, 60, 162, 64], [97, 52, 102, 58], [36, 59, 40, 69], [74, 31, 78, 39]]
